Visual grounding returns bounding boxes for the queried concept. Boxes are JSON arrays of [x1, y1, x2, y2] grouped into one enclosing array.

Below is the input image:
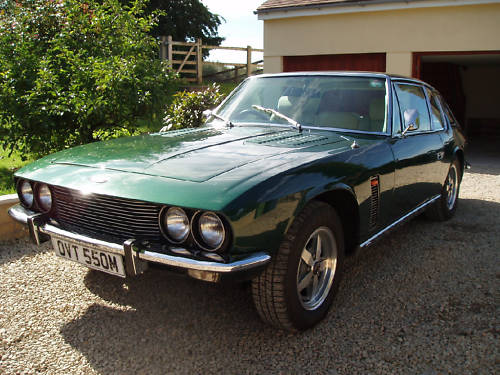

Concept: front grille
[[51, 186, 162, 243]]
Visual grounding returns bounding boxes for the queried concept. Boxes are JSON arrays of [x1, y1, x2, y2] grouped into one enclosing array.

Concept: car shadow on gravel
[[59, 197, 499, 374]]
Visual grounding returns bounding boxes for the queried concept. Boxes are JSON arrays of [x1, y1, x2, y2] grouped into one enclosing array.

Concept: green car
[[9, 72, 467, 331]]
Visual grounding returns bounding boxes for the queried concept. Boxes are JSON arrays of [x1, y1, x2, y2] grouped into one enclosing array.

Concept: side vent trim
[[369, 176, 380, 231]]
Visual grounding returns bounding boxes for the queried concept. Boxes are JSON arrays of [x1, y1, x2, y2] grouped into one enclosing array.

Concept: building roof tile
[[257, 0, 416, 12]]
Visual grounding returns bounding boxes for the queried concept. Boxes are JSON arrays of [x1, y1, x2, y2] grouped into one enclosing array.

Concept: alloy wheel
[[296, 226, 338, 311], [445, 164, 458, 210]]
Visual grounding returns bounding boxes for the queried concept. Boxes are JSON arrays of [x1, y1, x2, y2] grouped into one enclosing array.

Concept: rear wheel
[[251, 201, 344, 331], [426, 159, 461, 221]]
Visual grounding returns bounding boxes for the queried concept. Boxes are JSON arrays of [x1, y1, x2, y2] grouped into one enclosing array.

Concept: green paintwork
[[14, 73, 466, 262], [17, 126, 353, 210]]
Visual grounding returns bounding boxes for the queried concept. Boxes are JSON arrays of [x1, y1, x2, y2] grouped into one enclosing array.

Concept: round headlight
[[199, 212, 225, 250], [18, 180, 34, 208], [164, 207, 189, 243], [36, 183, 52, 212]]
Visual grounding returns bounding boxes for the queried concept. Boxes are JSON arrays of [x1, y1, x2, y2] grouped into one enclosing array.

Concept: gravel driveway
[[1, 145, 498, 375]]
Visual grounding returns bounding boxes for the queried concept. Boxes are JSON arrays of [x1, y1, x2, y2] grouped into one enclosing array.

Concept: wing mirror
[[402, 109, 419, 136]]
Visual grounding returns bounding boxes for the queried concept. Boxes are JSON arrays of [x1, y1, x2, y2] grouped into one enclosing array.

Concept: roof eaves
[[255, 0, 414, 14], [255, 0, 500, 16]]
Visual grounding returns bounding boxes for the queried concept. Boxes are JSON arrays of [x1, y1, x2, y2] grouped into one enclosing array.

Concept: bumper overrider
[[8, 204, 270, 282]]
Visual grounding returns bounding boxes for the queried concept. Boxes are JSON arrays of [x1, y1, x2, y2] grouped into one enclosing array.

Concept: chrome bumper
[[8, 204, 270, 280]]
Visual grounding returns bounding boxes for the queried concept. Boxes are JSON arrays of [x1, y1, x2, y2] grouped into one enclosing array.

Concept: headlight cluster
[[160, 207, 227, 252], [16, 179, 53, 213], [163, 207, 189, 243], [198, 212, 225, 249]]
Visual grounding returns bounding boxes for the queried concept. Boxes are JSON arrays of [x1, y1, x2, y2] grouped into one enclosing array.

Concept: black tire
[[251, 201, 345, 331], [426, 159, 462, 221]]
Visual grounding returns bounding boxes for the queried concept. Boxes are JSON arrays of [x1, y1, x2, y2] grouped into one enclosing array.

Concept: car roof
[[254, 71, 429, 86], [252, 71, 438, 92]]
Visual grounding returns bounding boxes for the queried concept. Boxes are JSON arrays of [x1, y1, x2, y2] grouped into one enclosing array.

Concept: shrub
[[0, 0, 178, 158], [162, 84, 223, 130]]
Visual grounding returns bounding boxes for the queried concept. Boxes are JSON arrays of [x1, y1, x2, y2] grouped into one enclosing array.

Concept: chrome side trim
[[359, 195, 440, 248], [7, 204, 271, 275]]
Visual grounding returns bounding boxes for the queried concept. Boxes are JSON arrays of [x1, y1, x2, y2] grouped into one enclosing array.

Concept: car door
[[389, 82, 447, 217]]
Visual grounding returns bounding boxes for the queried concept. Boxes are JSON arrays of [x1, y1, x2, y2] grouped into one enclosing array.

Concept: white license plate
[[52, 237, 126, 277]]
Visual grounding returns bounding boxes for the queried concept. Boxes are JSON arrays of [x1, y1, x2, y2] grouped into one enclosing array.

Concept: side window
[[425, 88, 445, 130], [392, 87, 402, 134], [394, 83, 431, 132], [439, 96, 459, 128]]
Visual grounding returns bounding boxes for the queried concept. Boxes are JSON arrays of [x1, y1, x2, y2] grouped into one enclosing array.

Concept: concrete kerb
[[0, 194, 28, 241]]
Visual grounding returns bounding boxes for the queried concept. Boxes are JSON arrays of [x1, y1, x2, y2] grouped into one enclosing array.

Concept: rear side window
[[439, 96, 459, 128], [426, 88, 445, 130], [394, 83, 431, 132]]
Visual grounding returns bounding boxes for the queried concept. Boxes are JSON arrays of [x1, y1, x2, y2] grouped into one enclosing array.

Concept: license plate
[[52, 237, 126, 277]]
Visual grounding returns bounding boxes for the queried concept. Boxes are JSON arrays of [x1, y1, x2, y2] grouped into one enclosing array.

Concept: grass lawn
[[0, 149, 32, 195]]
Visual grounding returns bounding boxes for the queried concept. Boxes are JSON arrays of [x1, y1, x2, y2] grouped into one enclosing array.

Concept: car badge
[[90, 174, 110, 183]]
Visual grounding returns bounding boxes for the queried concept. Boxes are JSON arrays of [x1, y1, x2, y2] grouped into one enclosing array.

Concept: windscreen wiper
[[251, 105, 302, 132], [203, 110, 234, 128]]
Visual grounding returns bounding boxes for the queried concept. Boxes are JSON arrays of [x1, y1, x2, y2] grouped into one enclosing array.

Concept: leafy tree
[[117, 0, 224, 58], [0, 0, 178, 157], [132, 0, 224, 46]]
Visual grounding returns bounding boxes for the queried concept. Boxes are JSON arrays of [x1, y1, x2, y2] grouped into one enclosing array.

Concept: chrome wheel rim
[[296, 226, 337, 311], [445, 164, 458, 210]]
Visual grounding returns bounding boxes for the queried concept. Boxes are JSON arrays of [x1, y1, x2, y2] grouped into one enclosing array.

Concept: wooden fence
[[159, 36, 264, 84]]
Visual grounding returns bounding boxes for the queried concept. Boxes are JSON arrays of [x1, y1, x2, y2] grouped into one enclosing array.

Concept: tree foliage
[[0, 0, 178, 157], [163, 84, 223, 130], [127, 0, 224, 46]]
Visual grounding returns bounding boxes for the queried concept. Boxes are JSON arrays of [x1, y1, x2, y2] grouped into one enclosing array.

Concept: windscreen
[[215, 75, 388, 133]]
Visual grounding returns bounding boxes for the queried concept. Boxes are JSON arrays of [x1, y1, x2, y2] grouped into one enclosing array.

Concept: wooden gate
[[159, 36, 264, 84]]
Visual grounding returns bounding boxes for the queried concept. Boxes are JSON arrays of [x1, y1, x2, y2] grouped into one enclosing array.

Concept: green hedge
[[0, 0, 178, 158]]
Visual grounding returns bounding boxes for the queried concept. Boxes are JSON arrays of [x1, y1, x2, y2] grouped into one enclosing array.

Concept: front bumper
[[8, 204, 270, 281]]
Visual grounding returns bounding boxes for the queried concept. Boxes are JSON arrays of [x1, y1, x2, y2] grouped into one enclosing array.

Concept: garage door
[[283, 53, 386, 72], [414, 51, 500, 138]]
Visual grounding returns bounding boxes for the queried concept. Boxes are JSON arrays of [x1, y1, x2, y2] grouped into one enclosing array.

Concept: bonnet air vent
[[158, 128, 214, 137], [369, 176, 380, 231], [247, 131, 328, 148]]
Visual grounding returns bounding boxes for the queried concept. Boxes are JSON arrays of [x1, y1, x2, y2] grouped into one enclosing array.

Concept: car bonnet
[[30, 126, 345, 183]]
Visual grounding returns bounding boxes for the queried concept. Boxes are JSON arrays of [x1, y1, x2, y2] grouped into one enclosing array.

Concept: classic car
[[9, 72, 467, 331]]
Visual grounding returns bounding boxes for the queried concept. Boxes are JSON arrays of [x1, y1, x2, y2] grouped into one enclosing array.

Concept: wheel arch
[[307, 187, 360, 255], [453, 146, 465, 179]]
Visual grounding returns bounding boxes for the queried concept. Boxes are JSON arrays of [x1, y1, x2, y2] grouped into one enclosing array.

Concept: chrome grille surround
[[51, 186, 162, 243]]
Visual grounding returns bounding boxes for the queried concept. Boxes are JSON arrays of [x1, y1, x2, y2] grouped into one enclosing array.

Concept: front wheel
[[426, 159, 462, 221], [251, 201, 344, 331]]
